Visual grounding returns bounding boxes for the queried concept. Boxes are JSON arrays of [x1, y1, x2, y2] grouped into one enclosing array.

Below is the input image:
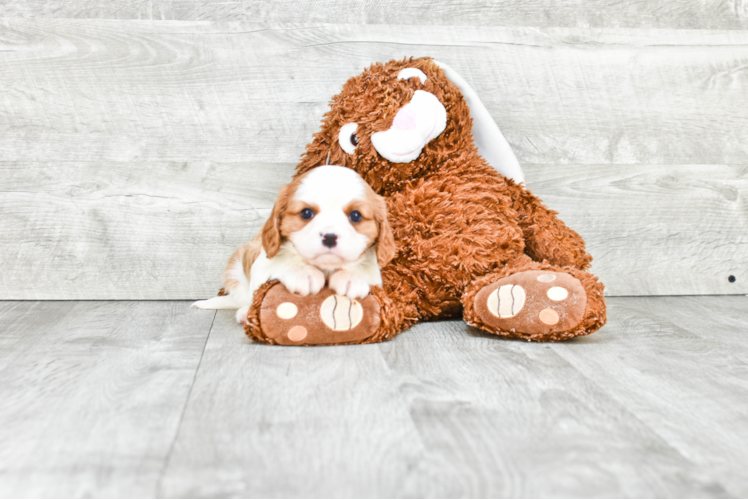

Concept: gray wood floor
[[2, 296, 747, 498]]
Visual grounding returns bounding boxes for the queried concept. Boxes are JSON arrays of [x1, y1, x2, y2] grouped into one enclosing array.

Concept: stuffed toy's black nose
[[322, 233, 338, 248]]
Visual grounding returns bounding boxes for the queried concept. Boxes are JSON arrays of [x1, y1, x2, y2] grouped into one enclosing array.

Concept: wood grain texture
[[1, 162, 744, 299], [159, 297, 748, 497], [551, 295, 748, 497], [527, 163, 748, 296], [158, 310, 426, 498], [0, 20, 746, 299], [0, 300, 213, 498], [1, 0, 747, 29], [0, 161, 287, 300], [1, 21, 747, 167]]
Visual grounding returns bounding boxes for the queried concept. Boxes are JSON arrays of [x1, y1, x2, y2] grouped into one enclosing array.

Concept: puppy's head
[[262, 165, 395, 270]]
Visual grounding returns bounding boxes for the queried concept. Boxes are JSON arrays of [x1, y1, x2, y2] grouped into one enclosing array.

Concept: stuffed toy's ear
[[433, 60, 525, 185]]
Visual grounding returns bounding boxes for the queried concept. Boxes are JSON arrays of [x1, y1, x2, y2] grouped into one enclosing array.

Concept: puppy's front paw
[[279, 266, 326, 296], [235, 305, 250, 325], [329, 270, 371, 299]]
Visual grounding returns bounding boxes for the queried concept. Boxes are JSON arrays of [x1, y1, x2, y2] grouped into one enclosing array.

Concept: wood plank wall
[[0, 2, 746, 299]]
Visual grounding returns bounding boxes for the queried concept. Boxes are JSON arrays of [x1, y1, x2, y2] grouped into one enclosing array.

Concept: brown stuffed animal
[[245, 57, 606, 345]]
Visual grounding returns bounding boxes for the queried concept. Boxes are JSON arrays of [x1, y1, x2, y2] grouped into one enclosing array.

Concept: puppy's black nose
[[322, 233, 338, 248]]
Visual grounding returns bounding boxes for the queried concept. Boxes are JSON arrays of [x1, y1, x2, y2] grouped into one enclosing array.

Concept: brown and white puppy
[[193, 165, 395, 323]]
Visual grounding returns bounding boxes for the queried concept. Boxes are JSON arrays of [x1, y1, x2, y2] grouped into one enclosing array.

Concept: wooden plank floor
[[0, 301, 214, 497], [1, 296, 747, 498]]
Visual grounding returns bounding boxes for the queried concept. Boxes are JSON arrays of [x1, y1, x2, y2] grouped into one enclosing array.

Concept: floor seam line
[[155, 308, 216, 498]]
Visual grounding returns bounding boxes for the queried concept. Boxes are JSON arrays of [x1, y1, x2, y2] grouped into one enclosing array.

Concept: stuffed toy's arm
[[506, 181, 593, 270]]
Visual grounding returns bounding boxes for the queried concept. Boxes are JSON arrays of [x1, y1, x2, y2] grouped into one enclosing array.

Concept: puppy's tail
[[192, 295, 240, 310]]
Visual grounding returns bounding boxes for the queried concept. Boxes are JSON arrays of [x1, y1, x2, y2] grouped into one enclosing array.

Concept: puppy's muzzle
[[322, 233, 338, 248]]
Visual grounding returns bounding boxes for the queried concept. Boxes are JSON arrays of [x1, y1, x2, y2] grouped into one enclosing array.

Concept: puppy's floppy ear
[[262, 183, 291, 259], [373, 193, 396, 267]]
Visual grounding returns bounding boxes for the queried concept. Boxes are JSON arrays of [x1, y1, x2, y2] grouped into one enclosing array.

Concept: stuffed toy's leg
[[462, 256, 606, 341], [244, 278, 417, 346], [505, 179, 594, 271]]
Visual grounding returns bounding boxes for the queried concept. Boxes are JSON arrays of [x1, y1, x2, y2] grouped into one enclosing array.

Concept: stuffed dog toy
[[193, 165, 394, 324], [243, 57, 606, 345]]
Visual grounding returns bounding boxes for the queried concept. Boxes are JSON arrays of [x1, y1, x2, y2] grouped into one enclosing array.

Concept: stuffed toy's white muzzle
[[368, 61, 525, 184], [371, 90, 447, 163]]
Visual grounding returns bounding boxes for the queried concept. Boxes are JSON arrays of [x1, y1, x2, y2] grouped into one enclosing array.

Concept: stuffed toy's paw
[[473, 270, 588, 338], [250, 282, 381, 345]]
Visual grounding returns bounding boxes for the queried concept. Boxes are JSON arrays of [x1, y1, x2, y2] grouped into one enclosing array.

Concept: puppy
[[193, 165, 395, 323]]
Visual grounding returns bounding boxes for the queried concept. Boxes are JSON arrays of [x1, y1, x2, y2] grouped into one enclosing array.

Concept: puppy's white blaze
[[290, 166, 373, 268], [398, 67, 427, 84], [294, 165, 366, 202], [371, 90, 447, 163]]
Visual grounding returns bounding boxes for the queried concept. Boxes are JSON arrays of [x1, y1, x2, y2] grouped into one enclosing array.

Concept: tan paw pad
[[487, 284, 526, 318], [276, 302, 298, 319], [320, 295, 364, 331], [539, 308, 560, 325], [547, 287, 568, 301], [287, 325, 308, 341]]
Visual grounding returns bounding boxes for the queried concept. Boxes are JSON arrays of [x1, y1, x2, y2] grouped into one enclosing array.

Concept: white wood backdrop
[[0, 13, 746, 299], [3, 1, 748, 28]]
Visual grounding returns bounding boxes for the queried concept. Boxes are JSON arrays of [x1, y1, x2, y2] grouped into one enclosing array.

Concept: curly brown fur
[[245, 280, 276, 344], [502, 180, 593, 270]]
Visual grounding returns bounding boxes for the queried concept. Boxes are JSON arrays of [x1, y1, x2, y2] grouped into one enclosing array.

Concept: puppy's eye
[[338, 122, 359, 154], [349, 210, 362, 223], [300, 208, 315, 220]]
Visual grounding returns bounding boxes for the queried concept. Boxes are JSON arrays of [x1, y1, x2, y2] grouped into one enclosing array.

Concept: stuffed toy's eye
[[300, 208, 315, 220], [349, 210, 362, 223], [398, 67, 428, 84], [338, 122, 359, 154]]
